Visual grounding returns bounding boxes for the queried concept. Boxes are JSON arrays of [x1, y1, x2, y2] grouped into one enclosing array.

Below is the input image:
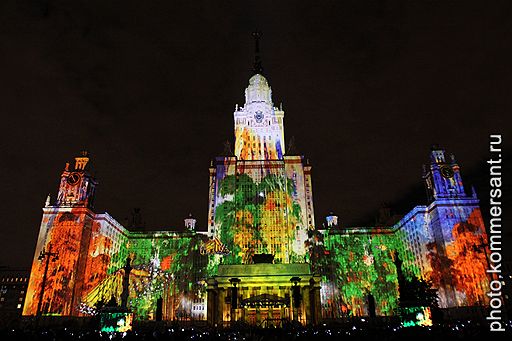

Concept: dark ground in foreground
[[1, 322, 511, 341]]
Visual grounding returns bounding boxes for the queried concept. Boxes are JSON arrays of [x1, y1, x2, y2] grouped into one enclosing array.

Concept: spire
[[252, 31, 263, 75]]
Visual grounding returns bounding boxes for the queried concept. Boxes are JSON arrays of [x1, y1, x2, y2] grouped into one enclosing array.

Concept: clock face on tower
[[67, 172, 82, 186], [440, 166, 454, 179], [254, 111, 264, 123]]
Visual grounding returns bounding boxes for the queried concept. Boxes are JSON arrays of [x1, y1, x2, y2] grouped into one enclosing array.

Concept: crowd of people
[[1, 320, 510, 341]]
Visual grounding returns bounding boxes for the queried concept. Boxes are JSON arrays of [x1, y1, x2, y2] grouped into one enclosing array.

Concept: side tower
[[422, 146, 489, 307], [424, 145, 466, 202], [23, 152, 97, 316], [55, 151, 97, 208], [206, 34, 315, 265]]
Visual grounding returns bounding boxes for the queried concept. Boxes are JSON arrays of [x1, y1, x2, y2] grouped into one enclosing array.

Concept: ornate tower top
[[74, 150, 90, 170], [233, 33, 285, 160], [245, 74, 271, 104], [55, 151, 97, 208], [424, 146, 466, 202]]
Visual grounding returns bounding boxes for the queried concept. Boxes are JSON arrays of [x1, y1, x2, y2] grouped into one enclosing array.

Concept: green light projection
[[126, 234, 206, 320], [79, 232, 207, 321], [319, 230, 419, 317], [214, 172, 303, 265]]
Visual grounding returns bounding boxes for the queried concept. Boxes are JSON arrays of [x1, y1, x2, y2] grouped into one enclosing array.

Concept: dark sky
[[1, 0, 510, 268]]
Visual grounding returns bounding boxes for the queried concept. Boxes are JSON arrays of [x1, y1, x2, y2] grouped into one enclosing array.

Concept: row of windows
[[245, 119, 277, 127], [0, 277, 27, 283], [239, 133, 276, 141], [0, 297, 22, 302]]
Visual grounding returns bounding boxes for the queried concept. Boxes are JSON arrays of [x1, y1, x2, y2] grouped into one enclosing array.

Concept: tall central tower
[[206, 34, 315, 265]]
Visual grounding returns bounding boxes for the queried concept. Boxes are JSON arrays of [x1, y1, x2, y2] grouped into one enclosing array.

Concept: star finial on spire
[[252, 30, 264, 75]]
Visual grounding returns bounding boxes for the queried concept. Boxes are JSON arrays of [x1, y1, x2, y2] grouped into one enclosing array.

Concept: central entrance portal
[[241, 293, 288, 326], [206, 263, 321, 327]]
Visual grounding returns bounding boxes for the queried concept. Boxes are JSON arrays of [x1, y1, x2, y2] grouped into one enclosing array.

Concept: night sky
[[1, 0, 510, 268]]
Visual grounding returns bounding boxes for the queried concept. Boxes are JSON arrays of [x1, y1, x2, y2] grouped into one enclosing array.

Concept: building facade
[[23, 153, 208, 319], [206, 73, 315, 268], [317, 146, 490, 318], [0, 267, 29, 323], [23, 58, 490, 324]]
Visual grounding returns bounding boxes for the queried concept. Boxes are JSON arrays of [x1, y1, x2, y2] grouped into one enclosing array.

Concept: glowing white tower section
[[233, 74, 285, 160]]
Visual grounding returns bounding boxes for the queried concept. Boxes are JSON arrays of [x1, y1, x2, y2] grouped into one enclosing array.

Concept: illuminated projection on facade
[[315, 147, 490, 318], [23, 153, 208, 320], [206, 73, 315, 269], [23, 45, 490, 324]]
